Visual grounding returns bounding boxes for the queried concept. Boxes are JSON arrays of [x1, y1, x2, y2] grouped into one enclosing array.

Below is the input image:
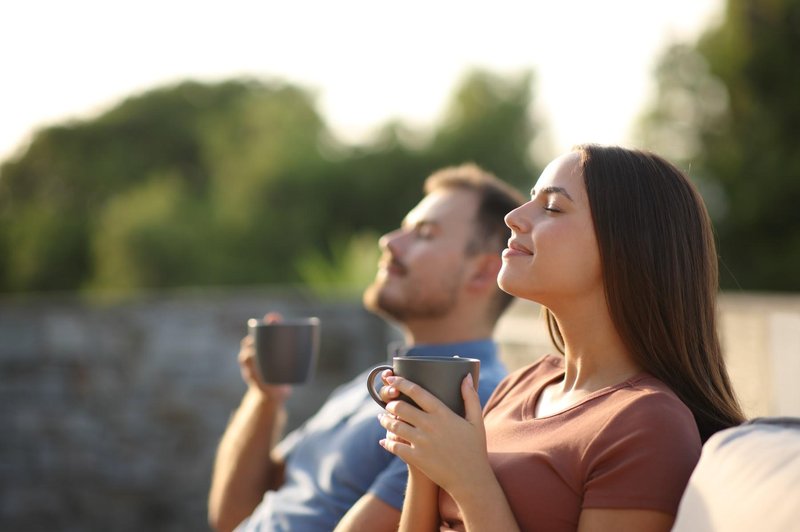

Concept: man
[[208, 164, 525, 531]]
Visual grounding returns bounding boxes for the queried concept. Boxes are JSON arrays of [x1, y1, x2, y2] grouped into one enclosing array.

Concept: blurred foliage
[[637, 0, 800, 290], [0, 70, 541, 295], [298, 231, 382, 297]]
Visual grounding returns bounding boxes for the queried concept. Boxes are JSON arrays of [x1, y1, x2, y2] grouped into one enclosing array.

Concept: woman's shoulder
[[597, 373, 701, 444], [615, 374, 693, 415]]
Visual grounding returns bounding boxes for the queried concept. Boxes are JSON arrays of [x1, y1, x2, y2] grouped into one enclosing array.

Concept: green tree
[[0, 69, 543, 295], [88, 171, 211, 291], [637, 0, 800, 290], [428, 69, 539, 189], [0, 79, 329, 293]]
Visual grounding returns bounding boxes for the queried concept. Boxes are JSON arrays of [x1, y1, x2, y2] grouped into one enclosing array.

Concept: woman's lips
[[503, 240, 533, 257]]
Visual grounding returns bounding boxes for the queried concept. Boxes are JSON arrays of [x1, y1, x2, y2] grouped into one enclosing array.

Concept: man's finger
[[263, 312, 282, 323]]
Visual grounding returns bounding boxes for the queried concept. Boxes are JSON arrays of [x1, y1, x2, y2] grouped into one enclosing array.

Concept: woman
[[377, 145, 745, 531]]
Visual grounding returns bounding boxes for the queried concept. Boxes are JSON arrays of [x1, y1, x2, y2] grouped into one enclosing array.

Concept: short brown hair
[[424, 163, 526, 321]]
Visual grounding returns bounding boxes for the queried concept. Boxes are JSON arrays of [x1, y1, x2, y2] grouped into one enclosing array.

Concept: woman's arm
[[397, 466, 441, 532], [379, 374, 520, 532]]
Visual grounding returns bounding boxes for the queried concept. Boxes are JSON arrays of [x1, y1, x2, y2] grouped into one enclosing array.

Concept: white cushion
[[672, 418, 800, 531]]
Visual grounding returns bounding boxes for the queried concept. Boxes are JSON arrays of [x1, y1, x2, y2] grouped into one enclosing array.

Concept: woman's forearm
[[452, 465, 520, 532], [398, 466, 441, 532]]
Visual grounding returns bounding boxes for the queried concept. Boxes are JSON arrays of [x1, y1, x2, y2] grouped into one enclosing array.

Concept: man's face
[[363, 187, 480, 322]]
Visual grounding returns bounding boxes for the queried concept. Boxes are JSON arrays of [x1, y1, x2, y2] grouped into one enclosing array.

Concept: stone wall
[[1, 288, 798, 530], [0, 288, 397, 531]]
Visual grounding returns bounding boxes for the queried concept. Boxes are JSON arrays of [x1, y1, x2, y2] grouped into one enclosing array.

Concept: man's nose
[[379, 228, 405, 253]]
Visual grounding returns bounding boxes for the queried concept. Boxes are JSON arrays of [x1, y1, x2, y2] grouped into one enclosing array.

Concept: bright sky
[[1, 0, 723, 162]]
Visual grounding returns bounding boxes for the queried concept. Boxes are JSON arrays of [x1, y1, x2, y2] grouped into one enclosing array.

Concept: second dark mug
[[248, 317, 320, 384], [366, 356, 480, 417]]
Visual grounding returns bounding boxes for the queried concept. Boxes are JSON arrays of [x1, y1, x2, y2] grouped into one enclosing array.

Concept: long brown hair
[[546, 145, 744, 442]]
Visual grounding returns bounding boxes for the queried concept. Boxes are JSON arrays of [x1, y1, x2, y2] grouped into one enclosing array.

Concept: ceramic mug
[[248, 317, 320, 384], [366, 356, 479, 416]]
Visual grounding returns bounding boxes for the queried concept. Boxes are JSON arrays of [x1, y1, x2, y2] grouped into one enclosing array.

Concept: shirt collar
[[391, 339, 497, 364]]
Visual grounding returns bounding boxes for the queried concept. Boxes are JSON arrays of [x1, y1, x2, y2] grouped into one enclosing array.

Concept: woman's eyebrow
[[530, 186, 575, 202]]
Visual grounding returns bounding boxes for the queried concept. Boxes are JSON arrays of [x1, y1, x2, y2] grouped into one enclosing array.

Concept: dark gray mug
[[248, 318, 320, 384], [366, 356, 480, 417]]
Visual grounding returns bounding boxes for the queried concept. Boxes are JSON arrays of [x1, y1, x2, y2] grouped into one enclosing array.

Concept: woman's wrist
[[447, 460, 499, 507]]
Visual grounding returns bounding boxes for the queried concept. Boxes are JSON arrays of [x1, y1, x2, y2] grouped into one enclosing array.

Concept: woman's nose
[[504, 202, 532, 232]]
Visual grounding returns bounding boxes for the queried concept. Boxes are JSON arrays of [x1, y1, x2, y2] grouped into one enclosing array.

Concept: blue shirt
[[236, 339, 507, 532]]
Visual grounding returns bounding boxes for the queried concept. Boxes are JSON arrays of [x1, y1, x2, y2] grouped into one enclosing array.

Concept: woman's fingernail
[[385, 376, 396, 384], [379, 438, 387, 448], [387, 386, 396, 395], [466, 373, 474, 388]]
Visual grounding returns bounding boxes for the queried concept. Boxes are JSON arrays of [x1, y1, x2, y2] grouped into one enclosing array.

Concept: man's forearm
[[208, 387, 288, 531]]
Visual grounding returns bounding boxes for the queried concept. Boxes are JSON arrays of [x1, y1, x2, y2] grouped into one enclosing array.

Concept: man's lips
[[379, 257, 407, 276]]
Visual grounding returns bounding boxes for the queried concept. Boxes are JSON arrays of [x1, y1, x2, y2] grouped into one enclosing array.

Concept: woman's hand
[[377, 373, 495, 499]]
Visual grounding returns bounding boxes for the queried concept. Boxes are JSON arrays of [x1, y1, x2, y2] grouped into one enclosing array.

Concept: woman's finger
[[377, 369, 400, 402], [385, 398, 431, 429], [379, 437, 413, 462], [384, 376, 445, 415], [382, 416, 411, 445], [379, 412, 417, 442], [380, 369, 394, 385], [462, 373, 483, 424], [378, 382, 400, 403]]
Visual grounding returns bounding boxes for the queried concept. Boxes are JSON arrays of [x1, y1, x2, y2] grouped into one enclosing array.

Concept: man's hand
[[239, 312, 292, 403]]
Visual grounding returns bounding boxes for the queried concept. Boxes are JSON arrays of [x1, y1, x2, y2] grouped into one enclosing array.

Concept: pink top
[[438, 355, 701, 531]]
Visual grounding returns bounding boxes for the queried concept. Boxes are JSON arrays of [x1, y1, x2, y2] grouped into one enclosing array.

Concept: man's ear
[[466, 253, 502, 292]]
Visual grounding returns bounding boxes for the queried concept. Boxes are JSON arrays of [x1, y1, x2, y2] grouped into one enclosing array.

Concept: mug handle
[[366, 364, 394, 408]]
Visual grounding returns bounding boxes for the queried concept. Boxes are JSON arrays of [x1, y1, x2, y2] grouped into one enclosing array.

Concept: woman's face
[[498, 151, 603, 309]]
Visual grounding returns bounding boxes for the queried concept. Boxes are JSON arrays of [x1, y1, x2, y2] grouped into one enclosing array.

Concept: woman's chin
[[497, 271, 522, 297]]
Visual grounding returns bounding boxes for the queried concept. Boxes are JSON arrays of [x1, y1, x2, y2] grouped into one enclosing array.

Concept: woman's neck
[[551, 302, 642, 393]]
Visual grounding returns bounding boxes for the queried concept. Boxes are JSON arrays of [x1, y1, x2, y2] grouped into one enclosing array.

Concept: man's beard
[[362, 272, 461, 323]]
